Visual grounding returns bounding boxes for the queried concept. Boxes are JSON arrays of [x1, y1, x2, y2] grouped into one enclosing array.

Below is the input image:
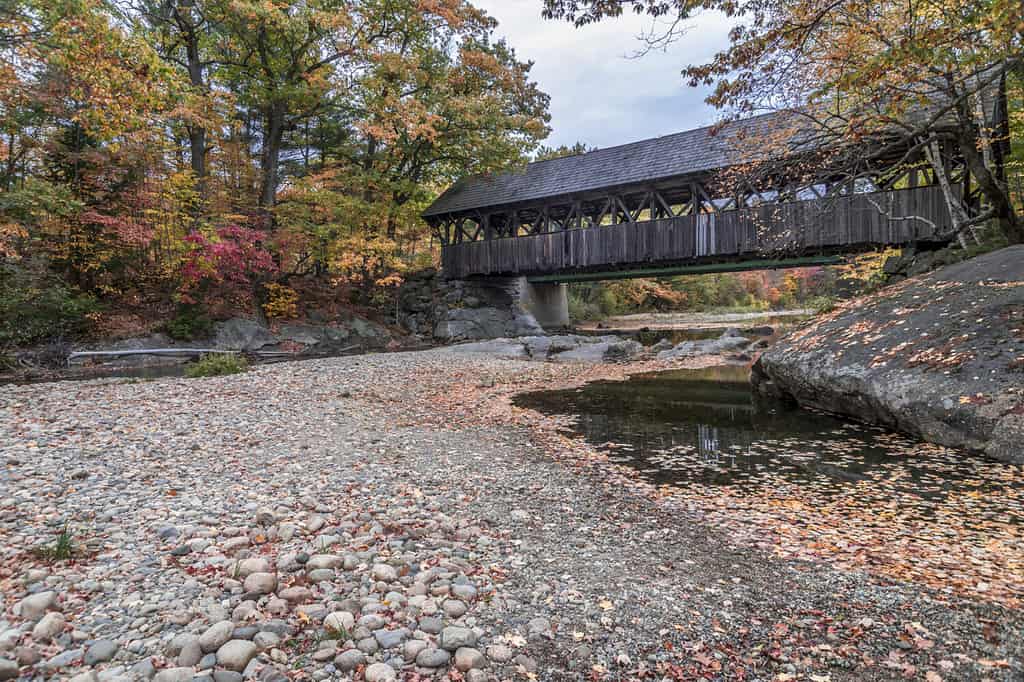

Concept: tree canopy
[[0, 0, 549, 336], [543, 0, 1023, 243]]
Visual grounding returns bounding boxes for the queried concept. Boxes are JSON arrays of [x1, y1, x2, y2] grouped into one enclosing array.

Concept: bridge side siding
[[441, 186, 950, 279]]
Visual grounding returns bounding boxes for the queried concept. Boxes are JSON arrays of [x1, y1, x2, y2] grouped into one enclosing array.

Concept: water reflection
[[513, 366, 1024, 519]]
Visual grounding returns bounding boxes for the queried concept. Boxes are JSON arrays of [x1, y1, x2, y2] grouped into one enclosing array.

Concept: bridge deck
[[441, 185, 951, 280]]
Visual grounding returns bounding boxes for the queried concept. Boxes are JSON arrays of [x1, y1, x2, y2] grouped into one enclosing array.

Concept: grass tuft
[[33, 523, 75, 562], [185, 353, 248, 378]]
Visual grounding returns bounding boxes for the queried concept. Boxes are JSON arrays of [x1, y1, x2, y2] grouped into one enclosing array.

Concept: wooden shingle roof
[[423, 112, 785, 217]]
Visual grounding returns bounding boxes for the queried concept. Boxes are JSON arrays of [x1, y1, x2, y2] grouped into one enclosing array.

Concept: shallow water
[[514, 365, 1024, 526]]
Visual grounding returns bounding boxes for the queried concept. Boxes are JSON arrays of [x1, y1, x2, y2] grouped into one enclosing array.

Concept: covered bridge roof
[[423, 112, 786, 217]]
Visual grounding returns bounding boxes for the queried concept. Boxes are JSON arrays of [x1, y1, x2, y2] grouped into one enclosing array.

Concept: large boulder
[[753, 245, 1024, 463], [656, 331, 750, 360], [214, 318, 277, 351], [552, 338, 643, 363]]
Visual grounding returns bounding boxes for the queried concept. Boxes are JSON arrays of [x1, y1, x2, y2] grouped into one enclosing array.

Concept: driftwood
[[67, 349, 237, 365], [67, 344, 362, 365]]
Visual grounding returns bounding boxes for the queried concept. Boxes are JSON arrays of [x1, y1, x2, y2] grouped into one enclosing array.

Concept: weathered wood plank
[[441, 185, 952, 279]]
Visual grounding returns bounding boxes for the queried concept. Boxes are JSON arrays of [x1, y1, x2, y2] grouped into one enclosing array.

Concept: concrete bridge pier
[[519, 279, 569, 330]]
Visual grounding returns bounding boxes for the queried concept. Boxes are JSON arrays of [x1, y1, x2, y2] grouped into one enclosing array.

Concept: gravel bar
[[1, 350, 1021, 681]]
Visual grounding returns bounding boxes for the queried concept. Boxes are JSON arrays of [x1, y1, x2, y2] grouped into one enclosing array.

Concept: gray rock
[[242, 572, 277, 595], [442, 599, 467, 618], [753, 245, 1024, 463], [278, 586, 311, 603], [215, 640, 257, 672], [31, 611, 65, 641], [370, 563, 398, 582], [212, 672, 243, 682], [199, 621, 234, 653], [356, 637, 379, 654], [15, 591, 57, 621], [85, 639, 118, 665], [404, 639, 428, 660], [552, 339, 642, 363], [40, 647, 83, 671], [234, 557, 270, 578], [415, 648, 451, 668], [448, 338, 528, 360], [374, 628, 408, 649], [177, 639, 202, 667], [0, 659, 17, 681], [439, 626, 477, 651], [364, 662, 397, 682], [323, 612, 354, 633], [454, 647, 487, 671], [152, 668, 194, 682], [306, 554, 342, 570], [253, 632, 279, 650], [214, 318, 276, 351], [450, 584, 477, 601], [333, 649, 366, 672], [418, 617, 443, 634]]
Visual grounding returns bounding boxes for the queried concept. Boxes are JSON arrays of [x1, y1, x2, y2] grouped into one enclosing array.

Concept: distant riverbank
[[576, 308, 812, 331]]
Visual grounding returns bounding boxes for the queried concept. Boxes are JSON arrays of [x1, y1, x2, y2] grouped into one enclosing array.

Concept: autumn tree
[[543, 0, 1024, 243]]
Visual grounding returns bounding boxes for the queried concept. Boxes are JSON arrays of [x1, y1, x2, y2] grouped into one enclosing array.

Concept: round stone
[[235, 557, 270, 578], [216, 639, 257, 672], [199, 621, 235, 653], [364, 662, 397, 682], [371, 564, 398, 582], [31, 612, 65, 641], [334, 649, 366, 672], [439, 626, 477, 651], [415, 647, 451, 668], [454, 647, 487, 671], [242, 572, 277, 595], [16, 591, 57, 621], [442, 599, 468, 618], [324, 611, 355, 633], [84, 639, 118, 665]]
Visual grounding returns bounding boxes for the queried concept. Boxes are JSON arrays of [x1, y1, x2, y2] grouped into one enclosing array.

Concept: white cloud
[[472, 0, 733, 149]]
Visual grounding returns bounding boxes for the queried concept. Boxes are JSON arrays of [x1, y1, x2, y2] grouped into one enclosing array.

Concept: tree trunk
[[259, 102, 287, 209], [184, 28, 207, 184], [952, 81, 1022, 243]]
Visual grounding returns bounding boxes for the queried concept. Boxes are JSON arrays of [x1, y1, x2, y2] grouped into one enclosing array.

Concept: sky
[[472, 0, 734, 151]]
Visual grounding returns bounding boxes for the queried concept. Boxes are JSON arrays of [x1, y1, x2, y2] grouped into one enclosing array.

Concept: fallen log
[[67, 349, 238, 365]]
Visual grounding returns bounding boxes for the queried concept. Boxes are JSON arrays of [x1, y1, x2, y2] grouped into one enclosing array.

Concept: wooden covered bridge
[[422, 113, 957, 328], [424, 114, 955, 281]]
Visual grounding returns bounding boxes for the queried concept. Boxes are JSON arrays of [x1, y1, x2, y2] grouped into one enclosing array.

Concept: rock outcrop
[[656, 329, 752, 361], [753, 245, 1024, 463], [397, 271, 544, 342]]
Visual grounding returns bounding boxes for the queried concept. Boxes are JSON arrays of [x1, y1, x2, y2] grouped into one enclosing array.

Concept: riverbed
[[1, 350, 1020, 680]]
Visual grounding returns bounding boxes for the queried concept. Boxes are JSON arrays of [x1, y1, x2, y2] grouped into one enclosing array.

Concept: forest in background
[[0, 0, 549, 349]]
